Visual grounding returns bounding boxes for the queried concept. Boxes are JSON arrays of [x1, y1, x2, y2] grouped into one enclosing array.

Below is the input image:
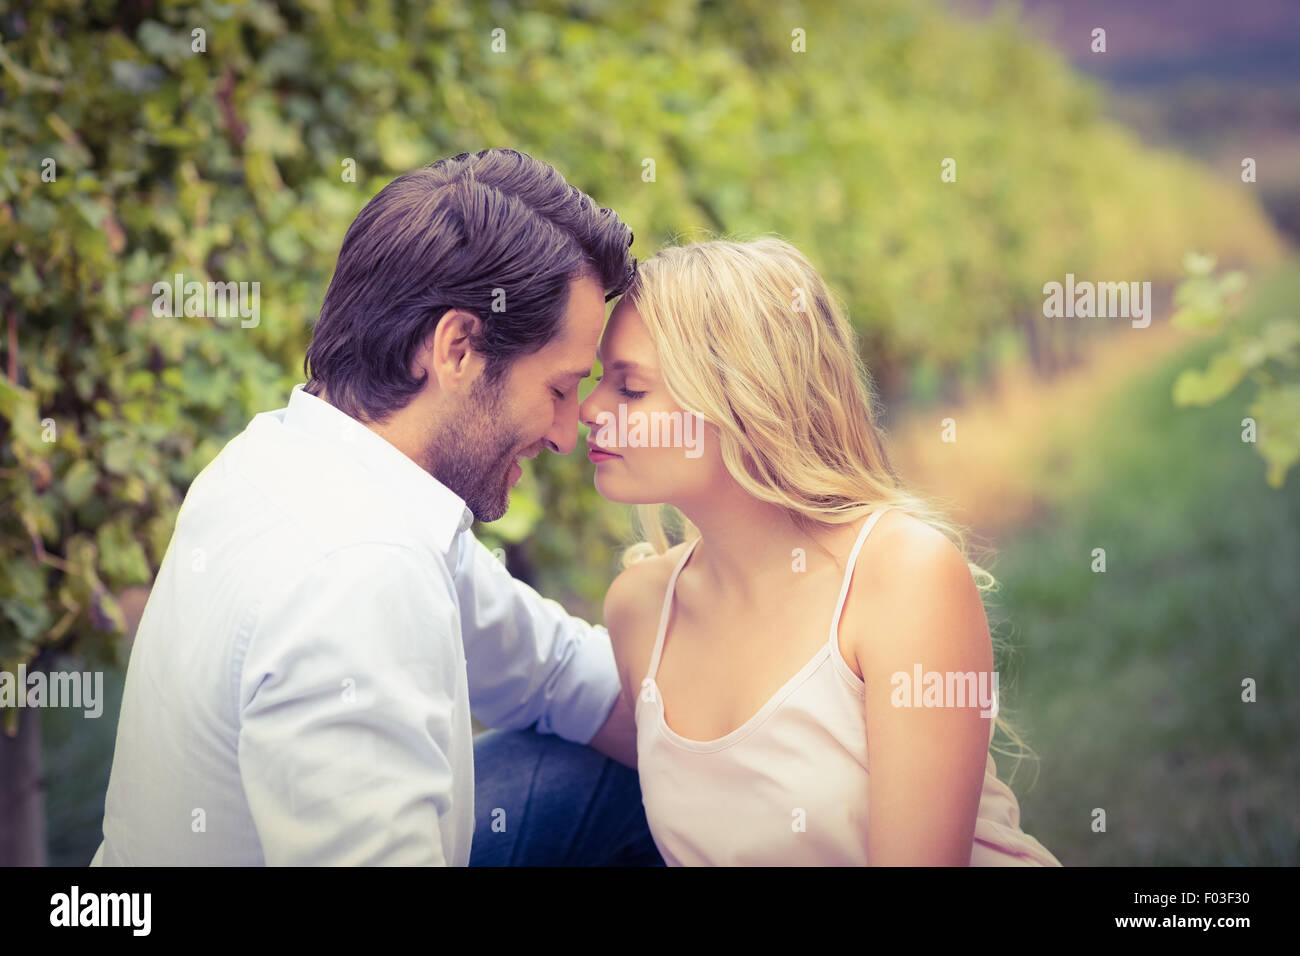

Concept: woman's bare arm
[[850, 522, 995, 866]]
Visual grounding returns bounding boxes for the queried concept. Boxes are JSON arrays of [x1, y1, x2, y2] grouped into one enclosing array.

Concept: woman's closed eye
[[595, 375, 646, 401]]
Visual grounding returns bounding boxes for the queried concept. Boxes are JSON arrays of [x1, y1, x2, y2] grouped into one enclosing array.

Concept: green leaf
[[1172, 351, 1245, 407], [61, 460, 100, 507], [268, 224, 306, 263], [95, 517, 153, 587], [374, 114, 424, 171], [1217, 270, 1248, 298], [1258, 318, 1300, 363], [1, 558, 49, 604], [1249, 385, 1300, 489], [102, 438, 134, 476], [12, 260, 42, 300], [1, 598, 52, 644], [109, 59, 165, 94]]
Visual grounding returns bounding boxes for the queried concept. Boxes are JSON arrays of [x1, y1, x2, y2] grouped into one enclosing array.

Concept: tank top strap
[[828, 507, 892, 638], [644, 537, 702, 683]]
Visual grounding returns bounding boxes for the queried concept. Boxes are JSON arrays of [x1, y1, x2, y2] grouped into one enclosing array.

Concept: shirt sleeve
[[236, 543, 462, 865], [452, 530, 621, 744]]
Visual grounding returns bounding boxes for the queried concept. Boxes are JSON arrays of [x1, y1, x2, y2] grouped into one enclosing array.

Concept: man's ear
[[420, 309, 485, 392]]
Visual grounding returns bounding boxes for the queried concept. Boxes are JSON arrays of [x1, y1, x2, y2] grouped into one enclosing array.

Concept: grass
[[987, 265, 1300, 865]]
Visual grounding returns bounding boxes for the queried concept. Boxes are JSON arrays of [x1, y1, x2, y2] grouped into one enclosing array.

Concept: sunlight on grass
[[991, 265, 1300, 865]]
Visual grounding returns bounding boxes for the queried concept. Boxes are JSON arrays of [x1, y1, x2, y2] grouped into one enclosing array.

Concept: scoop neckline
[[645, 616, 867, 754], [642, 510, 881, 755], [648, 640, 834, 753]]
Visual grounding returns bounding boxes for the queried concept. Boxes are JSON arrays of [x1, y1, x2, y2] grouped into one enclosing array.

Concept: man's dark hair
[[303, 148, 636, 422]]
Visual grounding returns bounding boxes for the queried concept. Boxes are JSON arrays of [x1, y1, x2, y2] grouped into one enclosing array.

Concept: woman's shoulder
[[603, 541, 692, 635], [866, 508, 958, 567], [846, 508, 991, 669], [603, 541, 694, 694]]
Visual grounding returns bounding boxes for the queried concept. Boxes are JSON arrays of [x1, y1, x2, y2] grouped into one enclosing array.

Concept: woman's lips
[[587, 446, 620, 463]]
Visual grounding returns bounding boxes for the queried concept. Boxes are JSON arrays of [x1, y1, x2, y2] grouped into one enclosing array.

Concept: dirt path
[[884, 317, 1192, 543]]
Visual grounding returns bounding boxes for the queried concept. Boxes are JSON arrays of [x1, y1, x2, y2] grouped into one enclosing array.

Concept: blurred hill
[[957, 0, 1300, 240]]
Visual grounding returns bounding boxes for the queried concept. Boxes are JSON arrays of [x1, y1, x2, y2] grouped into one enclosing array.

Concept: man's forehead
[[537, 278, 606, 376]]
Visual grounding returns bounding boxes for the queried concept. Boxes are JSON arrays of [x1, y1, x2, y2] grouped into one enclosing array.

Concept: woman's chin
[[592, 472, 656, 505], [592, 472, 626, 503]]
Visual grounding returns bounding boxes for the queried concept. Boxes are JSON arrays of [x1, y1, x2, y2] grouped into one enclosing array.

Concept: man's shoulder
[[183, 413, 438, 564]]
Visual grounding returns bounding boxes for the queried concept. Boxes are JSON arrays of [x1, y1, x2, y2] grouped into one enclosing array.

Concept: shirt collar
[[281, 383, 474, 555]]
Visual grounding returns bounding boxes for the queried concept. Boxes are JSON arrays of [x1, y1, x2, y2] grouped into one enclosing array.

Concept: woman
[[580, 237, 1062, 866]]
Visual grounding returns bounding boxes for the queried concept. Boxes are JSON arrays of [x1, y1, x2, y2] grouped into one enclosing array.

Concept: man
[[91, 149, 658, 866]]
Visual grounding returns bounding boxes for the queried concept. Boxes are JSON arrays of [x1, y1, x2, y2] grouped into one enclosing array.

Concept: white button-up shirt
[[90, 384, 620, 866]]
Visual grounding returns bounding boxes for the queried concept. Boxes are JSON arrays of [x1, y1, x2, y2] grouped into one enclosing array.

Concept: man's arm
[[237, 543, 463, 865], [585, 680, 638, 767], [453, 531, 623, 754]]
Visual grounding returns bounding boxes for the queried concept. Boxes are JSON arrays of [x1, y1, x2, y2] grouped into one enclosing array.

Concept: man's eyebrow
[[560, 368, 592, 381]]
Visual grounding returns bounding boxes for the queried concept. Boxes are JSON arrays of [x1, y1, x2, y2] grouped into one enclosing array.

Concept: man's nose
[[543, 408, 581, 456]]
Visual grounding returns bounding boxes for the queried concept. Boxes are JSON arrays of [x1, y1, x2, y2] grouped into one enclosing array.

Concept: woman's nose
[[578, 389, 601, 428]]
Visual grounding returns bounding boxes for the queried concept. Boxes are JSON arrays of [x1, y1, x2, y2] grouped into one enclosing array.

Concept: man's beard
[[426, 375, 524, 524]]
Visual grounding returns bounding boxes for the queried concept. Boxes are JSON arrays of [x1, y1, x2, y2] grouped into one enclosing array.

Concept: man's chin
[[467, 478, 512, 524], [469, 498, 508, 524]]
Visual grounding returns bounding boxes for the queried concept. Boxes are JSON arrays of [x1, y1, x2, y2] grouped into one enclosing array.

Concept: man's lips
[[508, 449, 539, 484]]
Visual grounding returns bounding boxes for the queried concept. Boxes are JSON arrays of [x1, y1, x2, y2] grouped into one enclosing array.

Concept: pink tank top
[[634, 507, 1063, 866]]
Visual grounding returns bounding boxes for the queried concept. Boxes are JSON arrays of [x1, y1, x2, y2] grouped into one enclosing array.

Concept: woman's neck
[[674, 482, 854, 603]]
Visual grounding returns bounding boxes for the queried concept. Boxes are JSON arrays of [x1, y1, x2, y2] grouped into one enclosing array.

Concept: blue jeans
[[468, 726, 664, 866]]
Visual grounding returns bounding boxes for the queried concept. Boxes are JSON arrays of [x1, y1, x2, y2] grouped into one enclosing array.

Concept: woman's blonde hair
[[618, 234, 1037, 784]]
